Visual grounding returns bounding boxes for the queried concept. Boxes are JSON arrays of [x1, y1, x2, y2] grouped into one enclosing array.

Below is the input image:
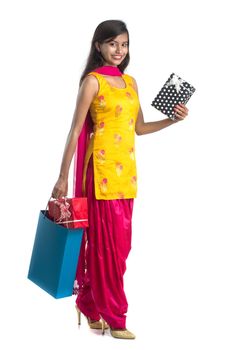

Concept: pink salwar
[[75, 154, 134, 329]]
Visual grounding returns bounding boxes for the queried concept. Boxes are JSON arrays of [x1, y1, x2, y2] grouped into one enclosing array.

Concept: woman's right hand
[[51, 176, 68, 199]]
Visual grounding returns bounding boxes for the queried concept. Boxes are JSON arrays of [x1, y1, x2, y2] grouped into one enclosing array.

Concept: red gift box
[[48, 197, 89, 228]]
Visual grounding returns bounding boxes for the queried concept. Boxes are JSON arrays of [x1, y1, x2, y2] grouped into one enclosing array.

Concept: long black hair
[[80, 20, 130, 85]]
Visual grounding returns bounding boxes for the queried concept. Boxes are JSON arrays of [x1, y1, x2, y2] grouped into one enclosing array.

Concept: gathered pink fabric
[[73, 65, 134, 328], [75, 155, 134, 328], [94, 65, 123, 76]]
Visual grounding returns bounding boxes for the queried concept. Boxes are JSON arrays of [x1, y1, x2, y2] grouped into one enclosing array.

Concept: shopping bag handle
[[43, 196, 51, 219], [44, 195, 68, 211]]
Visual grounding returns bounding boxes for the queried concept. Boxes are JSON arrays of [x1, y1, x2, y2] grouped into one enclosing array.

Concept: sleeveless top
[[82, 72, 140, 200]]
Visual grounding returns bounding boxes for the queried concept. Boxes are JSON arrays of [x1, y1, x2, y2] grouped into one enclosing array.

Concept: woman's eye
[[109, 42, 128, 48]]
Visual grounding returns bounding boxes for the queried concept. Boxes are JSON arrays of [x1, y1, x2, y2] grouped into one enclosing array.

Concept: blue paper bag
[[28, 210, 84, 298]]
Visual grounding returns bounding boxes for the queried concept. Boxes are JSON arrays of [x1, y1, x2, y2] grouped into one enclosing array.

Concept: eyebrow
[[111, 40, 129, 44]]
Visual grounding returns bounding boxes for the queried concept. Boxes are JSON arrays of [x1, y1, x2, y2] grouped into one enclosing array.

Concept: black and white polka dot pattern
[[151, 73, 196, 120]]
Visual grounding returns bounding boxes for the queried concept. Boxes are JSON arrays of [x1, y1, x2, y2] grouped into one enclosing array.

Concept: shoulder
[[123, 73, 133, 81], [124, 74, 138, 93], [80, 73, 99, 96], [83, 73, 99, 87]]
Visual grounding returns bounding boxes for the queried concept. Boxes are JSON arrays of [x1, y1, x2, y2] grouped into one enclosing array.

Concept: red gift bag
[[48, 197, 88, 228]]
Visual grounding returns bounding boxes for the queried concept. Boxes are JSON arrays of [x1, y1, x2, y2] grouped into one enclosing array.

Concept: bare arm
[[133, 78, 189, 136], [52, 75, 98, 198]]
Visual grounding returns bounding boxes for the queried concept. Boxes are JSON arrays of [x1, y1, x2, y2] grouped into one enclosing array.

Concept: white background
[[1, 0, 234, 349]]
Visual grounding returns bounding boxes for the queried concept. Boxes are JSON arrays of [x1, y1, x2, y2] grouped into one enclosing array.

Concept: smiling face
[[95, 32, 129, 67]]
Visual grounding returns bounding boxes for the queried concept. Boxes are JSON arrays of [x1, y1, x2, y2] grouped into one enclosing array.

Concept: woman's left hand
[[173, 103, 189, 121]]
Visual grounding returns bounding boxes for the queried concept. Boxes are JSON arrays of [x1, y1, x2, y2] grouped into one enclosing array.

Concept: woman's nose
[[115, 45, 121, 53]]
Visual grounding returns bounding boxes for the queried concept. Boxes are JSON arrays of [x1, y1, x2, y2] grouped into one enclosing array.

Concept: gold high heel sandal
[[100, 318, 135, 339], [110, 328, 136, 339], [75, 305, 108, 330]]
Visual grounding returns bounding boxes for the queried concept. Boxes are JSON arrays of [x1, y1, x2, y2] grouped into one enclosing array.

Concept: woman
[[52, 19, 188, 339]]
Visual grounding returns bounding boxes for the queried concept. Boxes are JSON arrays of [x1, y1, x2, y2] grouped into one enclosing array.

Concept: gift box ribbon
[[165, 74, 193, 94]]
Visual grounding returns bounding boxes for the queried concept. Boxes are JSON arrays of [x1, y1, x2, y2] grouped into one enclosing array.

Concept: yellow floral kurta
[[82, 72, 140, 200]]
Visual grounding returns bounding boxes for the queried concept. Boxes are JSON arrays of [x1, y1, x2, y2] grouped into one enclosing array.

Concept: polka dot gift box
[[151, 73, 196, 120]]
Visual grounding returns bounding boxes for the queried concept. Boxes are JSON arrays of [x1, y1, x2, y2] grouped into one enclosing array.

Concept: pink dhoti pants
[[74, 155, 134, 329]]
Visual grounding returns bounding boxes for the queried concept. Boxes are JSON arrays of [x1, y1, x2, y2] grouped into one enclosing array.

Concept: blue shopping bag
[[28, 210, 84, 299]]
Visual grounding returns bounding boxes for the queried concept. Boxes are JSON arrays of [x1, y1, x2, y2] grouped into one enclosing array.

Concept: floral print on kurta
[[115, 105, 123, 118], [82, 72, 140, 199]]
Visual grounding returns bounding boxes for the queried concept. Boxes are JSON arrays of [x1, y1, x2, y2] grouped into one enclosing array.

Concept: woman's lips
[[112, 55, 123, 60]]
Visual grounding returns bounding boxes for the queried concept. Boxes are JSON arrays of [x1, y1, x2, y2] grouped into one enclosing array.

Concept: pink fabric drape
[[75, 155, 134, 328]]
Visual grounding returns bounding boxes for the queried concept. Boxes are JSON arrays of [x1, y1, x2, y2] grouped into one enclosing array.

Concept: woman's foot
[[75, 305, 108, 330], [87, 318, 108, 330], [110, 328, 136, 339], [100, 317, 135, 339]]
